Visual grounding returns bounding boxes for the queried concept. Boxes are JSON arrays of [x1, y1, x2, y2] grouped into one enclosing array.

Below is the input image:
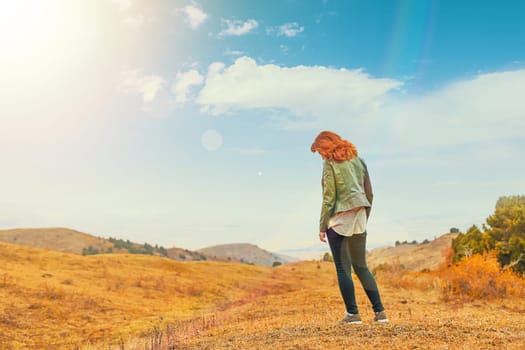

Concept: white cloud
[[219, 19, 258, 36], [119, 70, 166, 102], [196, 56, 402, 125], [196, 57, 525, 153], [277, 22, 304, 37], [207, 62, 226, 78], [175, 3, 208, 30], [171, 69, 204, 105], [379, 69, 525, 150], [118, 70, 174, 117]]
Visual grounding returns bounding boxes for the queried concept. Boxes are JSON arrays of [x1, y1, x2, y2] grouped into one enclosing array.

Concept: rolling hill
[[0, 227, 457, 270], [0, 241, 328, 349], [367, 233, 459, 271], [0, 227, 112, 255], [1, 239, 523, 349], [0, 227, 295, 266], [197, 243, 298, 266], [0, 227, 212, 262]]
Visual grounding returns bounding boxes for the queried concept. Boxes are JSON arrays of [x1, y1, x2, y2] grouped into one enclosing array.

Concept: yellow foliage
[[373, 251, 525, 301], [438, 253, 525, 300]]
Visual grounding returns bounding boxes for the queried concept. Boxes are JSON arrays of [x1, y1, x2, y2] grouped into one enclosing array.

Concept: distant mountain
[[165, 246, 238, 263], [367, 233, 459, 271], [0, 227, 112, 255], [197, 243, 298, 266], [0, 227, 211, 262]]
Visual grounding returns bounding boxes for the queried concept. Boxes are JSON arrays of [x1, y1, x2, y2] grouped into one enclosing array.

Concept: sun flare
[[0, 0, 65, 60]]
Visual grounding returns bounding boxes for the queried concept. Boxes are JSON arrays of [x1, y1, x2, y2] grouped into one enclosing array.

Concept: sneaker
[[374, 311, 388, 323], [339, 313, 362, 325]]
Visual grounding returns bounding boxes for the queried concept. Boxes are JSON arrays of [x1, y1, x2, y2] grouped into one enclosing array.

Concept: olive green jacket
[[319, 157, 373, 232]]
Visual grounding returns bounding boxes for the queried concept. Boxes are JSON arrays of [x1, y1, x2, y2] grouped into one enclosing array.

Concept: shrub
[[82, 246, 100, 256], [439, 253, 525, 300], [322, 252, 333, 262]]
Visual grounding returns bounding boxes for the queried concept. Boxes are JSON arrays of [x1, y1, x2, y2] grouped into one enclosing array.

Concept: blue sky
[[1, 0, 524, 257]]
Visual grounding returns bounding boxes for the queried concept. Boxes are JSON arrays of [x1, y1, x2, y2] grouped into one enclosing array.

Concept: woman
[[311, 131, 388, 324]]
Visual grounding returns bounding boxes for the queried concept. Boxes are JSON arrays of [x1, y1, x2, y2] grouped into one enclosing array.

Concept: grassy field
[[170, 264, 525, 350], [1, 241, 524, 349]]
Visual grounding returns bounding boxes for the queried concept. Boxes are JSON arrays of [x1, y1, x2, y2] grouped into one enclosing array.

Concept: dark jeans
[[327, 228, 385, 314]]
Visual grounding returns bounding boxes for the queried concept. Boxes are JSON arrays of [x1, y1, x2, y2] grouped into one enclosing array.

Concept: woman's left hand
[[319, 231, 327, 243]]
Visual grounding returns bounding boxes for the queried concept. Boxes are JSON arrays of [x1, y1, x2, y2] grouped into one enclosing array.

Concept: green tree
[[322, 252, 333, 262], [452, 225, 486, 262], [452, 195, 525, 273], [143, 243, 154, 255], [82, 246, 100, 256], [158, 246, 168, 257]]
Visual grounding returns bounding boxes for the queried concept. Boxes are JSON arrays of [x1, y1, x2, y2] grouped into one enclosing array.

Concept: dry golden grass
[[0, 241, 291, 349], [161, 262, 525, 350], [1, 241, 525, 349]]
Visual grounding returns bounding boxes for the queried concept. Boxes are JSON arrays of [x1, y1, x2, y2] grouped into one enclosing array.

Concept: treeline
[[452, 195, 525, 274], [82, 237, 168, 257], [395, 239, 430, 246]]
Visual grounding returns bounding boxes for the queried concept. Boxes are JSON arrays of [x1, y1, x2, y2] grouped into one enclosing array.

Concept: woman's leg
[[326, 228, 359, 314], [348, 232, 385, 313]]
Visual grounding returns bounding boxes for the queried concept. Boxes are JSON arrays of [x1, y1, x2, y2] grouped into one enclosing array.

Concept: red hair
[[310, 131, 358, 162]]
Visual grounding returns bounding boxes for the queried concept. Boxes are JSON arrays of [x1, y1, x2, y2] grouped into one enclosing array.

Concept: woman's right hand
[[319, 231, 327, 243]]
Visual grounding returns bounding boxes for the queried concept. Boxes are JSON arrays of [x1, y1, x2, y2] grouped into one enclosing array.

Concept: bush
[[439, 253, 525, 300], [322, 252, 333, 262], [82, 246, 100, 256]]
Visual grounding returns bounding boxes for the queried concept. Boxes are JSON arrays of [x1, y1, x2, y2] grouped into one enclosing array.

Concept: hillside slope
[[0, 227, 112, 255], [0, 241, 314, 349], [0, 227, 211, 262], [198, 243, 297, 266], [1, 241, 524, 349], [165, 246, 236, 262], [367, 233, 458, 271]]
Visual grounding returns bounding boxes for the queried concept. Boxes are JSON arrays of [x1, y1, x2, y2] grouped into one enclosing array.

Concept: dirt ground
[[172, 263, 525, 350]]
